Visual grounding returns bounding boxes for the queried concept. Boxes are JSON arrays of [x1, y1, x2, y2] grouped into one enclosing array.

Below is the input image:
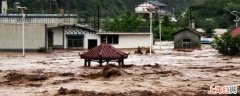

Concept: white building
[[0, 14, 78, 51], [0, 15, 150, 51], [135, 0, 167, 15], [0, 0, 150, 51], [97, 32, 150, 49], [49, 25, 150, 49]]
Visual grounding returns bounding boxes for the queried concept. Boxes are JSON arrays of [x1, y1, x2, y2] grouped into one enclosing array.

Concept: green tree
[[213, 32, 240, 56], [153, 16, 181, 40], [199, 19, 217, 37], [103, 12, 146, 32], [185, 0, 240, 29]]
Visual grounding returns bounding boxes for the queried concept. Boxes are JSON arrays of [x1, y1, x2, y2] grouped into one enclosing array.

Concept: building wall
[[83, 33, 100, 49], [0, 23, 45, 50], [0, 15, 78, 26], [135, 2, 166, 14], [174, 30, 201, 49], [63, 26, 100, 49], [135, 2, 154, 13], [51, 27, 64, 48], [111, 35, 150, 49]]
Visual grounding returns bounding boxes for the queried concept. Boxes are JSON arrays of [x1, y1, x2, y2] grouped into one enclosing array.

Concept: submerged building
[[0, 14, 80, 51], [0, 0, 150, 51], [173, 28, 202, 49]]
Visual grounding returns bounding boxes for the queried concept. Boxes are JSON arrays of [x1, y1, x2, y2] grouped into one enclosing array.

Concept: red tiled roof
[[231, 27, 240, 37], [80, 43, 128, 60]]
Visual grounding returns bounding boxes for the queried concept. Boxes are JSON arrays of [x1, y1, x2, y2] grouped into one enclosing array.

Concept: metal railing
[[0, 14, 78, 25]]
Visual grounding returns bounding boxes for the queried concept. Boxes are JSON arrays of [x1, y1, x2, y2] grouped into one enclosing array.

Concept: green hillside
[[5, 0, 196, 18]]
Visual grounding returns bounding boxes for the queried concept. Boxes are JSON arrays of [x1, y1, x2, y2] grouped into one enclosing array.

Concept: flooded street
[[0, 42, 239, 96]]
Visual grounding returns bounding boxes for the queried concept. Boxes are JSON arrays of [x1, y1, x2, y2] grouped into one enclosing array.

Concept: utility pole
[[189, 7, 192, 28], [22, 10, 25, 56], [149, 12, 153, 56], [97, 4, 100, 30], [231, 11, 240, 27], [159, 17, 162, 42], [16, 4, 28, 56]]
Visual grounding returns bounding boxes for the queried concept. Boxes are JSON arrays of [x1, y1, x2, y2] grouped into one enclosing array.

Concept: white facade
[[0, 14, 78, 26], [52, 28, 64, 48], [98, 32, 150, 49], [135, 2, 155, 13], [50, 27, 150, 49], [83, 33, 100, 49], [0, 20, 149, 50], [135, 1, 166, 14], [1, 0, 7, 15], [0, 23, 45, 50], [0, 14, 78, 51], [112, 35, 150, 49]]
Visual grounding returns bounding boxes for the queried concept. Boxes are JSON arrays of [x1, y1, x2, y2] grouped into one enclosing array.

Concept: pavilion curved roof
[[231, 27, 240, 37], [80, 43, 128, 60]]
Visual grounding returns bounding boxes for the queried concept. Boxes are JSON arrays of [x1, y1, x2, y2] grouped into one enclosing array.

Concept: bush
[[38, 47, 46, 53], [134, 46, 143, 54], [213, 32, 240, 56], [145, 47, 155, 54]]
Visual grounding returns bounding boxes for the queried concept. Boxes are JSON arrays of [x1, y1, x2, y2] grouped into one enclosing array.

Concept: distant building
[[196, 28, 227, 37], [135, 0, 167, 16], [173, 28, 202, 49]]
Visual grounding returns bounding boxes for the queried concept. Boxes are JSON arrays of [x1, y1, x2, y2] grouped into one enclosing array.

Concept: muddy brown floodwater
[[0, 42, 239, 96]]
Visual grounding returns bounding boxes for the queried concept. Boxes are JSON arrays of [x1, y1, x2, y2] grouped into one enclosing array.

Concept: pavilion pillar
[[118, 59, 121, 66], [99, 59, 103, 66], [88, 59, 91, 67], [122, 59, 124, 66], [84, 59, 87, 67], [106, 60, 109, 65]]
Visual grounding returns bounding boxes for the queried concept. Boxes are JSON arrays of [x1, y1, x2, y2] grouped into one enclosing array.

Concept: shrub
[[213, 32, 240, 56], [38, 47, 46, 53]]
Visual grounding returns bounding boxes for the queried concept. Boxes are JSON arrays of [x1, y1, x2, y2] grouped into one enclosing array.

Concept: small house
[[173, 28, 202, 49], [135, 0, 167, 16]]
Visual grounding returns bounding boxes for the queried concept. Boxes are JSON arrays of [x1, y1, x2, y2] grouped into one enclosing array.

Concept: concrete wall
[[63, 33, 100, 49], [174, 30, 201, 49], [84, 33, 100, 49], [51, 27, 64, 48], [0, 23, 45, 50], [63, 26, 100, 49], [111, 35, 150, 49]]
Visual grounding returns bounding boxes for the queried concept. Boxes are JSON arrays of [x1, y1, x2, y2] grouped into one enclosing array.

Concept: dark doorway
[[67, 35, 84, 48], [48, 30, 54, 47], [88, 39, 97, 49]]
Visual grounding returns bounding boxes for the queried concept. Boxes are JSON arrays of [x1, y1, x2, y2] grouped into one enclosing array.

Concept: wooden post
[[122, 59, 124, 66], [118, 59, 121, 66], [99, 59, 103, 66], [88, 59, 91, 67], [106, 60, 109, 65], [84, 59, 87, 67]]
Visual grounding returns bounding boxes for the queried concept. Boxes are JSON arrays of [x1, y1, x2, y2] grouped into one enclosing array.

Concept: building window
[[101, 35, 119, 44], [182, 39, 192, 48], [67, 35, 84, 48]]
